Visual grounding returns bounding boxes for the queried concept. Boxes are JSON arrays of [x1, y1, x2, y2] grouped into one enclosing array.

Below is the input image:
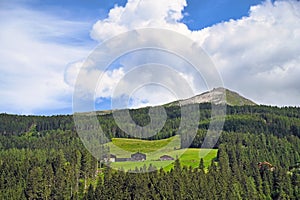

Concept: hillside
[[108, 136, 217, 171], [0, 104, 299, 199], [224, 88, 256, 106], [167, 87, 256, 106]]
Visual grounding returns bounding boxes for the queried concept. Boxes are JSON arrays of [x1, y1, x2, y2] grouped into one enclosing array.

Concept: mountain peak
[[222, 88, 256, 106], [168, 87, 256, 106]]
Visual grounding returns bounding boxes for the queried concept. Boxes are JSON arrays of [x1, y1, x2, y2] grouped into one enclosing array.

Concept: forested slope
[[1, 104, 300, 139], [0, 104, 299, 199]]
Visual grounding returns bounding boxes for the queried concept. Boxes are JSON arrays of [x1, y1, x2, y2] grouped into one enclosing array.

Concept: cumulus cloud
[[88, 0, 300, 107], [90, 0, 190, 41], [2, 0, 300, 114], [80, 0, 211, 109], [71, 28, 214, 111], [196, 0, 300, 106]]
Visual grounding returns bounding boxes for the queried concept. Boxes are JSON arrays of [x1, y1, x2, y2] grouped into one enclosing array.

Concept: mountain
[[166, 87, 256, 106], [223, 88, 256, 106]]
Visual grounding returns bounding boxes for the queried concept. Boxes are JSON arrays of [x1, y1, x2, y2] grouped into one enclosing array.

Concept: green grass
[[110, 148, 217, 172], [109, 136, 180, 156], [106, 136, 218, 172], [225, 89, 256, 106]]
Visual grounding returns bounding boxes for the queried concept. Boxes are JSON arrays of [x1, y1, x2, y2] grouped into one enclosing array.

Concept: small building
[[131, 152, 146, 161], [102, 154, 116, 162], [160, 155, 174, 161], [116, 157, 129, 162]]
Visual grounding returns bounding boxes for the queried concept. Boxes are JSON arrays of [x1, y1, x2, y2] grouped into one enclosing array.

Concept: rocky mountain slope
[[167, 87, 256, 106]]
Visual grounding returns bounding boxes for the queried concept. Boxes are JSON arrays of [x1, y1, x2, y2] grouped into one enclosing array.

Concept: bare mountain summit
[[167, 87, 256, 106]]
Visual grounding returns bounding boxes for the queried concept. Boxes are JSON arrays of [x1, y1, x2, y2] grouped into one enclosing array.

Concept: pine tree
[[199, 158, 205, 173], [26, 166, 44, 199], [84, 184, 94, 200], [43, 164, 54, 200]]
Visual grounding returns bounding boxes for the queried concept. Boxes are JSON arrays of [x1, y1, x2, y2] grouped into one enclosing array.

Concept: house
[[131, 152, 146, 161], [115, 157, 129, 162], [102, 154, 116, 162], [160, 155, 174, 161]]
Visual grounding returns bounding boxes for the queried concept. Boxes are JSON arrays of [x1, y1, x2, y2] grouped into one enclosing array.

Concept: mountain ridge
[[94, 87, 256, 115], [93, 87, 256, 116], [165, 87, 256, 107]]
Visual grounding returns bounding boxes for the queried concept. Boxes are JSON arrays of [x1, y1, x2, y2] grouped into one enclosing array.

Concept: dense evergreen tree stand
[[0, 104, 299, 199], [0, 131, 298, 199]]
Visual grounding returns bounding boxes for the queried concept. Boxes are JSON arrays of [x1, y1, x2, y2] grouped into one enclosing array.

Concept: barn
[[160, 155, 174, 161], [115, 157, 129, 162], [102, 154, 116, 162], [131, 152, 146, 161]]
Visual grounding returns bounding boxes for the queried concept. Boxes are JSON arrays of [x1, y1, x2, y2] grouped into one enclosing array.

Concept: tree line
[[1, 104, 300, 139], [0, 130, 299, 199], [0, 104, 299, 199]]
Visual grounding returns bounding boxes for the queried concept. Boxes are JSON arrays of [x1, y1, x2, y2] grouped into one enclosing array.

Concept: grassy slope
[[110, 136, 181, 155], [107, 136, 218, 171], [226, 89, 256, 106]]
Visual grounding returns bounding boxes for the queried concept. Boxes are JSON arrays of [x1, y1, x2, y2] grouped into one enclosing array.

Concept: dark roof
[[160, 155, 174, 160], [131, 152, 146, 157], [160, 155, 174, 159], [116, 158, 129, 162]]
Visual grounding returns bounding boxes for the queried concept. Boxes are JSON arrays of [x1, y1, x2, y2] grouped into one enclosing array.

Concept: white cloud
[[125, 71, 198, 109], [127, 85, 178, 108], [108, 64, 197, 109], [82, 0, 210, 108], [2, 0, 300, 114], [90, 0, 190, 41], [89, 0, 300, 107], [196, 0, 300, 106], [0, 6, 92, 114], [66, 60, 126, 101]]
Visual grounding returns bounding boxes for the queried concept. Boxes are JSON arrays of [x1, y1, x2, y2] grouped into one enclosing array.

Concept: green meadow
[[106, 136, 218, 171]]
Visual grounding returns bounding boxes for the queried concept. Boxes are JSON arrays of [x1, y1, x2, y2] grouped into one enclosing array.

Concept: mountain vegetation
[[0, 89, 299, 199], [167, 87, 256, 106]]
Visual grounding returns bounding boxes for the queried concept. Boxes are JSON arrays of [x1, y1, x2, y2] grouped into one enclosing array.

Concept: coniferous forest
[[0, 104, 299, 199]]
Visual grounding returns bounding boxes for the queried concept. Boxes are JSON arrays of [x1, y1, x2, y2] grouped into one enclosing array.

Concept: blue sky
[[183, 0, 265, 30], [1, 0, 300, 115]]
